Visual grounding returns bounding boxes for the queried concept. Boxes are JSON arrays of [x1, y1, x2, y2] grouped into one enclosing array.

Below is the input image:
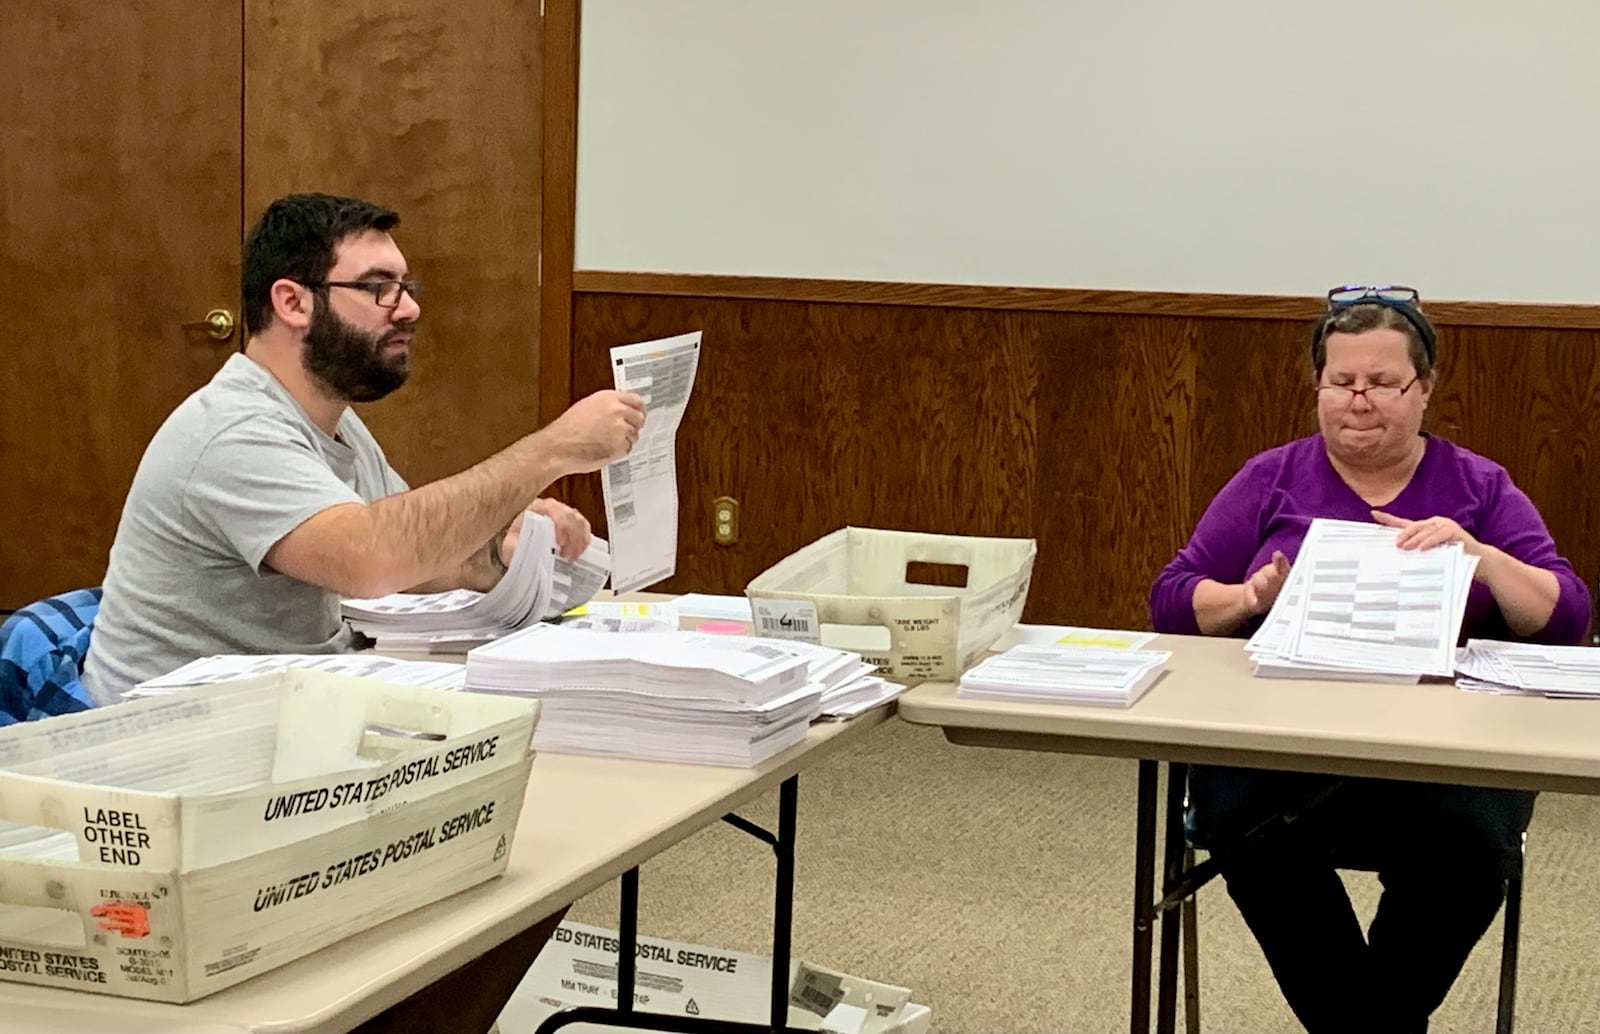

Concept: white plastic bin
[[745, 527, 1036, 682], [0, 671, 538, 1002]]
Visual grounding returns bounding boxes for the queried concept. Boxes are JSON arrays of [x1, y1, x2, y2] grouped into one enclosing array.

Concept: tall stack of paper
[[1455, 640, 1600, 697], [957, 645, 1172, 707], [465, 626, 822, 766], [341, 512, 611, 651], [1246, 518, 1478, 682], [128, 653, 466, 697]]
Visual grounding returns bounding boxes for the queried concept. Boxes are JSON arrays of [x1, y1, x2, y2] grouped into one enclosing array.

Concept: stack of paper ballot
[[127, 653, 466, 697], [957, 645, 1172, 707], [341, 512, 611, 652], [1246, 518, 1478, 682], [465, 626, 824, 766], [1455, 640, 1600, 698], [716, 635, 901, 719]]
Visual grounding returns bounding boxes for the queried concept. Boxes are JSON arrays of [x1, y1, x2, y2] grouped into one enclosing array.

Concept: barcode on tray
[[790, 981, 841, 1015]]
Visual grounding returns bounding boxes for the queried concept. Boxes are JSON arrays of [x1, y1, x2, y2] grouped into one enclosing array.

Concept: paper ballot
[[1246, 518, 1479, 681], [1455, 640, 1600, 698], [341, 511, 610, 646], [130, 653, 466, 696], [603, 332, 701, 592], [958, 645, 1171, 707]]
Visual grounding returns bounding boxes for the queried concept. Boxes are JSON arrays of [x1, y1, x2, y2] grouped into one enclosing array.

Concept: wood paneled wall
[[567, 285, 1600, 631]]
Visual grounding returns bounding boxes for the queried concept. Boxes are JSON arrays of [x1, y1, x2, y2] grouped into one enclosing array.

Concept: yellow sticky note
[[1055, 632, 1141, 649]]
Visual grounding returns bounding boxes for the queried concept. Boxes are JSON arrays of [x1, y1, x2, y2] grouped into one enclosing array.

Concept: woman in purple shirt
[[1148, 286, 1591, 1034]]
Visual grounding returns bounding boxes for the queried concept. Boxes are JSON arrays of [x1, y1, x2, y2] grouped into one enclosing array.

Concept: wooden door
[[243, 0, 544, 489], [0, 0, 243, 607]]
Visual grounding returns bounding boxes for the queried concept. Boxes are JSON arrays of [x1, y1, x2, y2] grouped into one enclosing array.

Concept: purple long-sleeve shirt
[[1149, 434, 1592, 645]]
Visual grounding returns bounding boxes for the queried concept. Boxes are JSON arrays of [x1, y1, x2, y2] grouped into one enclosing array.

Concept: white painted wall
[[576, 1, 1600, 304]]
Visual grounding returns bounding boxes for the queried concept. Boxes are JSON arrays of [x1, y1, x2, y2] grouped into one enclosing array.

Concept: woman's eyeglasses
[[1314, 376, 1421, 405], [1327, 284, 1420, 308]]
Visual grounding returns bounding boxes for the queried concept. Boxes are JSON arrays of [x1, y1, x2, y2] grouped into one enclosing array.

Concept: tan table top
[[0, 709, 890, 1033], [897, 633, 1600, 795]]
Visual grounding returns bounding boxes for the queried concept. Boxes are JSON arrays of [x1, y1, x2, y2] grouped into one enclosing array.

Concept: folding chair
[[1174, 774, 1525, 1034], [0, 586, 102, 723]]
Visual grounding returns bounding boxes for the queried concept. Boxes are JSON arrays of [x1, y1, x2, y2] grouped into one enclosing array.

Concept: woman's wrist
[[1471, 543, 1508, 585]]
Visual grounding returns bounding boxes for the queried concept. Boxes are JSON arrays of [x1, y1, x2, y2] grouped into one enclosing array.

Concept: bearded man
[[83, 194, 644, 700]]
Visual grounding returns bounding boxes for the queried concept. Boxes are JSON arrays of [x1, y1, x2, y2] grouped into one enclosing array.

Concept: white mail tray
[[0, 670, 538, 1003], [745, 527, 1036, 683]]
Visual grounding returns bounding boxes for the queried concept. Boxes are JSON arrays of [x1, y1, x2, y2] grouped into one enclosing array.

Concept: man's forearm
[[407, 535, 504, 594], [358, 431, 567, 595]]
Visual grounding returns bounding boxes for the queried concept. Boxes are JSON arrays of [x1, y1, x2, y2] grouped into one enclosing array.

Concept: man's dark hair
[[241, 193, 400, 336]]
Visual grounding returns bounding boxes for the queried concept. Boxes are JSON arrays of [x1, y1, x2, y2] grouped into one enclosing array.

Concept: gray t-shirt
[[82, 354, 408, 703]]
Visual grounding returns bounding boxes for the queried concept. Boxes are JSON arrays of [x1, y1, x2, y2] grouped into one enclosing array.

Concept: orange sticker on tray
[[90, 900, 150, 938]]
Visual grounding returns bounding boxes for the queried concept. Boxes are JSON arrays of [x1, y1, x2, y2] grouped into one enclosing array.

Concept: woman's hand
[[1243, 550, 1292, 616], [1371, 510, 1482, 555]]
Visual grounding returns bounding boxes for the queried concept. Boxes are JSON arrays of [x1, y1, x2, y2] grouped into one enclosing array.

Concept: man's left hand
[[507, 498, 592, 563]]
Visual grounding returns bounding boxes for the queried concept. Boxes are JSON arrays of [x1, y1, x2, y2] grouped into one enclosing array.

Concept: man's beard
[[303, 303, 413, 403]]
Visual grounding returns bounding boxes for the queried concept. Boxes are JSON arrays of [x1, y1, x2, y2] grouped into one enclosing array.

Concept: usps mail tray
[[0, 671, 538, 1002], [745, 527, 1036, 683]]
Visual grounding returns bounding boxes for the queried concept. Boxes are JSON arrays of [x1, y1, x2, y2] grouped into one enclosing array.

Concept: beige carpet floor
[[563, 718, 1600, 1033]]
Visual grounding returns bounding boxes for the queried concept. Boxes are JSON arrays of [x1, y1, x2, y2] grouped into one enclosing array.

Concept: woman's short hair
[[1309, 302, 1437, 382]]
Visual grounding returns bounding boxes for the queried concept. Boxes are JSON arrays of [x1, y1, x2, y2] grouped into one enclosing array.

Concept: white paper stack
[[957, 645, 1172, 707], [1246, 518, 1479, 682], [561, 600, 681, 633], [675, 593, 755, 623], [128, 652, 467, 697], [342, 513, 611, 652], [1455, 640, 1600, 698], [464, 626, 821, 766], [718, 635, 900, 718], [993, 625, 1159, 651]]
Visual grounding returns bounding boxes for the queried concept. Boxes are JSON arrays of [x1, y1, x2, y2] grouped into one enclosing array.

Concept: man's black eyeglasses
[[300, 279, 423, 309]]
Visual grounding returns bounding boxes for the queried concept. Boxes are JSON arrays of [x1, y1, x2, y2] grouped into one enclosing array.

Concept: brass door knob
[[184, 308, 236, 342]]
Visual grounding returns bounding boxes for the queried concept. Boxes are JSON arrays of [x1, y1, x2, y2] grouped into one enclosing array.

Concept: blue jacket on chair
[[0, 587, 102, 725]]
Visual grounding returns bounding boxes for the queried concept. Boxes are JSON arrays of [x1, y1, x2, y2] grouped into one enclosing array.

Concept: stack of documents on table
[[342, 512, 611, 652], [465, 626, 822, 766], [698, 634, 901, 718], [1455, 640, 1600, 698], [561, 599, 680, 633], [994, 624, 1159, 651], [1246, 518, 1478, 682], [674, 593, 755, 623], [127, 652, 466, 697], [957, 645, 1172, 707]]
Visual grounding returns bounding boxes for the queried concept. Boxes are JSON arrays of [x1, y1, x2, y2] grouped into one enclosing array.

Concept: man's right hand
[[1243, 550, 1292, 617], [543, 389, 646, 473]]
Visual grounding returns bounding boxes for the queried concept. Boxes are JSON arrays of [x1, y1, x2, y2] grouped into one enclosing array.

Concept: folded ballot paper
[[342, 511, 611, 651], [128, 652, 467, 697], [1246, 518, 1478, 682], [1455, 640, 1600, 698], [958, 645, 1172, 707], [465, 626, 824, 766]]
